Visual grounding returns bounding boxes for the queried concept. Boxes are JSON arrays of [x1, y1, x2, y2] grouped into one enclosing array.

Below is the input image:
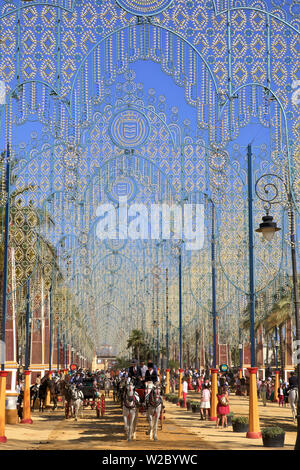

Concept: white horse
[[288, 387, 298, 423], [145, 382, 163, 441], [122, 379, 140, 441], [104, 378, 111, 398], [70, 385, 84, 421]]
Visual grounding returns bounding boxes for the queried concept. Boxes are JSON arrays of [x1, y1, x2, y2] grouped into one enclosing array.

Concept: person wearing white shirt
[[140, 360, 148, 379], [182, 378, 188, 408]]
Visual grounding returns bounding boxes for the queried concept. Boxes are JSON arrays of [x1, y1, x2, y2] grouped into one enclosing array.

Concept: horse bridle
[[71, 386, 83, 401], [123, 385, 137, 409], [148, 386, 162, 408]]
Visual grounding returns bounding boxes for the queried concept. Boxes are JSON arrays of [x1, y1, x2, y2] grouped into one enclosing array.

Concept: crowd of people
[[16, 361, 298, 427], [118, 362, 298, 428]]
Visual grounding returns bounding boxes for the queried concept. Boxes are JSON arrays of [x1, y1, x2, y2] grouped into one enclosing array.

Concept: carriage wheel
[[96, 399, 100, 418]]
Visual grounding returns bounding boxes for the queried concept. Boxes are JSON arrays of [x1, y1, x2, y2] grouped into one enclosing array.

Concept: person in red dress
[[196, 376, 202, 393], [186, 373, 193, 391], [216, 385, 230, 428]]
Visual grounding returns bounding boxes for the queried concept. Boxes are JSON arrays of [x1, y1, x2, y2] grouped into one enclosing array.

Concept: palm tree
[[242, 285, 293, 378], [115, 356, 130, 369], [127, 329, 145, 362], [263, 296, 292, 379], [241, 298, 264, 333]]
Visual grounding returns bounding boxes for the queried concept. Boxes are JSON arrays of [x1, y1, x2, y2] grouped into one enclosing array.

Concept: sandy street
[[1, 393, 297, 451]]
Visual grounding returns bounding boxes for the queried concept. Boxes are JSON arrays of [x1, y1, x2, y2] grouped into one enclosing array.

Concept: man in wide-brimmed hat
[[145, 362, 158, 384], [128, 359, 142, 386]]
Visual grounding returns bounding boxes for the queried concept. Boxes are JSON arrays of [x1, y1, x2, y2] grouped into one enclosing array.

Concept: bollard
[[45, 387, 51, 407], [246, 367, 261, 438], [5, 394, 18, 424], [165, 369, 170, 395], [20, 371, 33, 424], [0, 372, 8, 443], [177, 369, 184, 403], [209, 368, 218, 421], [273, 370, 279, 403], [45, 371, 52, 408], [101, 394, 105, 417]]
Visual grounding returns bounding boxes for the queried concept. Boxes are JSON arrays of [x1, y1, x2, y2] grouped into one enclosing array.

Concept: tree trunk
[[205, 348, 209, 369], [272, 342, 276, 367], [195, 329, 199, 369]]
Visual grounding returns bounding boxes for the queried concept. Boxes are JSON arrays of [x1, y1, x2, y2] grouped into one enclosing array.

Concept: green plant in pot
[[186, 400, 191, 410], [191, 401, 197, 413], [231, 416, 248, 432], [227, 411, 234, 426], [261, 427, 285, 447], [179, 398, 185, 408]]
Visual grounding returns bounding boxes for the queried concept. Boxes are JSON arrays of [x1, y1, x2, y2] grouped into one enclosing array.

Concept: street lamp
[[254, 172, 300, 450], [1, 144, 10, 371], [203, 194, 218, 372], [255, 211, 281, 242]]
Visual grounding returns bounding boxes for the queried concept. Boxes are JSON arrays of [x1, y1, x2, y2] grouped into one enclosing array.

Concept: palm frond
[[263, 298, 292, 333]]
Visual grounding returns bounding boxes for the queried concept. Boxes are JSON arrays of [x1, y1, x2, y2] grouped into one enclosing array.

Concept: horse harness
[[123, 388, 139, 409], [146, 387, 162, 409], [71, 387, 84, 401]]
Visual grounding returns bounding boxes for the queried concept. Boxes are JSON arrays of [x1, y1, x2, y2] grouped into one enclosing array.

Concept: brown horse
[[38, 376, 59, 411], [60, 378, 73, 418]]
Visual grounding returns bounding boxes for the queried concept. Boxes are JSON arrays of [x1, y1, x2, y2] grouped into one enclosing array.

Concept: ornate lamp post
[[202, 194, 218, 420], [210, 198, 218, 421], [49, 284, 53, 372], [165, 268, 169, 369], [1, 144, 10, 371], [246, 144, 261, 439], [24, 279, 31, 371], [254, 172, 300, 449]]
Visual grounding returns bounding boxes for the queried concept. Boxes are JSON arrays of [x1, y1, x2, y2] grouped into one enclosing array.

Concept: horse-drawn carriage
[[80, 378, 99, 409], [63, 379, 105, 419], [79, 378, 107, 418], [122, 378, 165, 441]]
